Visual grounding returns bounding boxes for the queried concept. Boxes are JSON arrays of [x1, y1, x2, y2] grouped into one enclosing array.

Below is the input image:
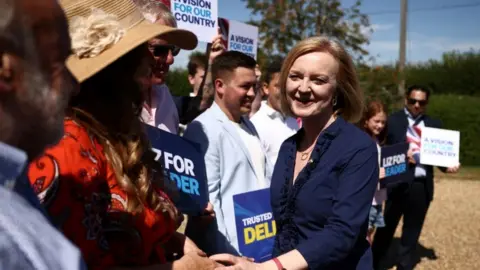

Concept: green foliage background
[[427, 95, 480, 166]]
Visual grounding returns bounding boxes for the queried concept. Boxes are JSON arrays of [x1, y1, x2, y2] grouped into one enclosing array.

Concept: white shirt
[[141, 84, 179, 134], [251, 101, 299, 166], [405, 109, 427, 178], [233, 121, 266, 187]]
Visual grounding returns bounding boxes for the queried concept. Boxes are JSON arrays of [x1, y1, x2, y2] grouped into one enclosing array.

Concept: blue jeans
[[369, 204, 385, 229]]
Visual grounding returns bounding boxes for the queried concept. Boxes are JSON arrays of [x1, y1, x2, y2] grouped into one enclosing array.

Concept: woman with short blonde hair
[[279, 36, 364, 123], [212, 36, 378, 269]]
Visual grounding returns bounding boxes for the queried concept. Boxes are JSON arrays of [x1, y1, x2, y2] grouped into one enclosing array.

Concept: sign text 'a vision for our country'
[[172, 0, 218, 42], [227, 20, 259, 60]]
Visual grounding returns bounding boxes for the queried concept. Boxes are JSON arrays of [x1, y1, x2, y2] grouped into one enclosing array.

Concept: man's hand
[[209, 28, 226, 64], [446, 164, 461, 173], [407, 148, 416, 164]]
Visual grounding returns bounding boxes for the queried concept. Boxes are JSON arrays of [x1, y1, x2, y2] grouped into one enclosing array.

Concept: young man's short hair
[[211, 51, 256, 83], [263, 56, 284, 84], [187, 52, 207, 76]]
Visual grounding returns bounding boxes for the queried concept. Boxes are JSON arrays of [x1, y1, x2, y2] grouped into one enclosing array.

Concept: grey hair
[[0, 0, 41, 68], [134, 0, 177, 27], [0, 0, 50, 107], [0, 0, 56, 152]]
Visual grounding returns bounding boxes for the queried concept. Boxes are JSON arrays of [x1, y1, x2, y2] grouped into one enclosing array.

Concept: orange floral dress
[[28, 119, 176, 269]]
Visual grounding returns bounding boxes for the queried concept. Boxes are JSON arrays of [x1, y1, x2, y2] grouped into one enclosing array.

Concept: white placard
[[227, 20, 258, 60], [420, 127, 460, 167], [171, 0, 218, 43]]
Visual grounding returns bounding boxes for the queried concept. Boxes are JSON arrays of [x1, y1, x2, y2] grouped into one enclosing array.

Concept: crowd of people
[[0, 0, 460, 269]]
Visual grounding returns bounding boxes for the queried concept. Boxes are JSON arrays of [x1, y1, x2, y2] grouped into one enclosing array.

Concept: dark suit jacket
[[173, 95, 207, 125], [386, 109, 444, 201]]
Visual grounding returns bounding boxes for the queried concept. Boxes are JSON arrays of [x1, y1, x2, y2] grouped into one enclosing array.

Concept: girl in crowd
[[27, 0, 217, 269], [360, 101, 388, 243], [212, 36, 379, 269]]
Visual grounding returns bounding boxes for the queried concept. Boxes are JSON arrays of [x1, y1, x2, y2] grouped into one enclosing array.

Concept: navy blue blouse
[[271, 116, 378, 270]]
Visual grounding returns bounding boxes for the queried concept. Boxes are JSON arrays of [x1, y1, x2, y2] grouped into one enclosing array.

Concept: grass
[[435, 166, 480, 180]]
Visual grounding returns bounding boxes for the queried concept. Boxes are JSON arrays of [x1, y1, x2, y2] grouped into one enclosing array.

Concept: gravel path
[[383, 179, 480, 269]]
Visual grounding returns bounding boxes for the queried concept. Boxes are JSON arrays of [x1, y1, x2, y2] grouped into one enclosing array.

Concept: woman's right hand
[[407, 148, 416, 164], [379, 167, 386, 179], [175, 252, 219, 270]]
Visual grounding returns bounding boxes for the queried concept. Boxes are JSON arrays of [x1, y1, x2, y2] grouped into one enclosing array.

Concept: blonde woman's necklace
[[299, 143, 316, 161]]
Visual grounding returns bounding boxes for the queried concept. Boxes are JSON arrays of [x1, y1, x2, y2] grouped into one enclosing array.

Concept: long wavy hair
[[68, 45, 177, 219], [359, 100, 388, 146]]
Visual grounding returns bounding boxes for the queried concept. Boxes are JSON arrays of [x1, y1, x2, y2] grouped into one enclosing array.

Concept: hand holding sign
[[233, 188, 275, 262], [209, 28, 226, 64], [420, 127, 460, 168], [446, 163, 461, 173], [380, 143, 409, 187]]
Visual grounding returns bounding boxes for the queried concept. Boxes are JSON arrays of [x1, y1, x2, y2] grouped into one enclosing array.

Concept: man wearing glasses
[[139, 0, 184, 134], [372, 85, 460, 270]]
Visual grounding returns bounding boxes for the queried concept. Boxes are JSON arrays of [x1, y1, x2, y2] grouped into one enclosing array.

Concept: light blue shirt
[[183, 102, 273, 255], [0, 142, 86, 270], [0, 141, 48, 217]]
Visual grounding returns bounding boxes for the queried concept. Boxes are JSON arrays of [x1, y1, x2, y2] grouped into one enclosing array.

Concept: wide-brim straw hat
[[60, 0, 198, 83]]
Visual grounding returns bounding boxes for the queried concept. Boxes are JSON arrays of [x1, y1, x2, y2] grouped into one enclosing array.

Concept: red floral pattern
[[28, 119, 176, 269]]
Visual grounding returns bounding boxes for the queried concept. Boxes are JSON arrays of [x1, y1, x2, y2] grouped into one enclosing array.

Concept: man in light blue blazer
[[183, 51, 273, 256]]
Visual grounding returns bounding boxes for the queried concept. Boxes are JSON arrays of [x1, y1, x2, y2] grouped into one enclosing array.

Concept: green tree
[[242, 0, 371, 60], [165, 68, 190, 96], [405, 50, 480, 96]]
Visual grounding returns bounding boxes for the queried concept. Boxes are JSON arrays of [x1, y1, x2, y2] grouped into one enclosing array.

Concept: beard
[[4, 66, 69, 159]]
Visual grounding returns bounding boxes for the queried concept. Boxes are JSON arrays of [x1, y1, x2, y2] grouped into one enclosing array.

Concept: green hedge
[[427, 94, 480, 166], [165, 68, 190, 96]]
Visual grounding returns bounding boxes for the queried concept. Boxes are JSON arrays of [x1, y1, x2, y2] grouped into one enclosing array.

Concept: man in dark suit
[[372, 85, 460, 270]]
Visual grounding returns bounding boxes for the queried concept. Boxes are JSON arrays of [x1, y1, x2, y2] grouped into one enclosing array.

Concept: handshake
[[180, 251, 258, 270]]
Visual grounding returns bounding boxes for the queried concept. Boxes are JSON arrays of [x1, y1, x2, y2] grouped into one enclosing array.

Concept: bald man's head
[[0, 0, 75, 159]]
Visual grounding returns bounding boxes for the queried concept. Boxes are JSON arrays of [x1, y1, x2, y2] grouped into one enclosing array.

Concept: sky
[[171, 0, 480, 69]]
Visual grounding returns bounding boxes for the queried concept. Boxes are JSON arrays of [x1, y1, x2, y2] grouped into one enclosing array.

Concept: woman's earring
[[332, 95, 338, 106], [0, 53, 13, 82]]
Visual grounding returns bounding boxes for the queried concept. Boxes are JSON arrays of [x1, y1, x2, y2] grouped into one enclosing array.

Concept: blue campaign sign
[[143, 124, 208, 216], [380, 142, 409, 188], [233, 188, 276, 263]]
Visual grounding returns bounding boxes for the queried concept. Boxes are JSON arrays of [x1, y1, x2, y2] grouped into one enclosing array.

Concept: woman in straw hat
[[27, 0, 217, 269]]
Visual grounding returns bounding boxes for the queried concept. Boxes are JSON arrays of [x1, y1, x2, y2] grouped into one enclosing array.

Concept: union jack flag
[[407, 125, 422, 163]]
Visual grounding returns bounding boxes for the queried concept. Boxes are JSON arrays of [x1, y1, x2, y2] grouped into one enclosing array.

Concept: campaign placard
[[233, 188, 275, 262], [171, 0, 218, 43], [420, 127, 460, 167], [219, 18, 258, 60], [380, 143, 409, 187], [143, 124, 208, 215]]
